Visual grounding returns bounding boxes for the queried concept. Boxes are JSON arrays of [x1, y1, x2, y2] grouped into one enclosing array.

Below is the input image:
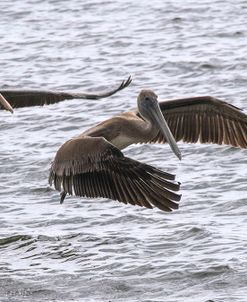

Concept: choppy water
[[1, 0, 247, 301]]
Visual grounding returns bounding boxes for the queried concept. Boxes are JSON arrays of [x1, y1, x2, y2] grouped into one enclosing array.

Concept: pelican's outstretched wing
[[0, 76, 132, 110], [49, 136, 181, 212], [151, 96, 247, 148]]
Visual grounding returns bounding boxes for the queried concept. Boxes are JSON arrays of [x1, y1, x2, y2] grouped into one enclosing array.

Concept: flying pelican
[[49, 90, 247, 212], [0, 76, 131, 111]]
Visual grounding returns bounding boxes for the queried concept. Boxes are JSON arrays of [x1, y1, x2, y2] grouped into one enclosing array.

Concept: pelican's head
[[137, 90, 158, 119], [137, 89, 182, 160]]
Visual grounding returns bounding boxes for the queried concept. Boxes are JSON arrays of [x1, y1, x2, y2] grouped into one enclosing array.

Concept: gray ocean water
[[0, 0, 247, 301]]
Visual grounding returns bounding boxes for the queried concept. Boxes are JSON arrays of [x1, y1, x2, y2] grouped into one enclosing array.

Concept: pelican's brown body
[[82, 111, 153, 149], [49, 90, 247, 211]]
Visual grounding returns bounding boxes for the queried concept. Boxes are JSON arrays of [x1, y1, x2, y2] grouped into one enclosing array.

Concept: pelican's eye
[[144, 96, 157, 106], [144, 96, 153, 103]]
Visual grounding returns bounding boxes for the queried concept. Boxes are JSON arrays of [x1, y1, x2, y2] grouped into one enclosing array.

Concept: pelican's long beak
[[150, 101, 182, 160], [0, 93, 13, 113]]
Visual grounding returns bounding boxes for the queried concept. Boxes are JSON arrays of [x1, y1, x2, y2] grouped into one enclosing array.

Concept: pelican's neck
[[137, 112, 159, 141]]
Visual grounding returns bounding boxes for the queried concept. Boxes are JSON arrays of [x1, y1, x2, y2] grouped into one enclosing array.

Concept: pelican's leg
[[60, 191, 67, 204]]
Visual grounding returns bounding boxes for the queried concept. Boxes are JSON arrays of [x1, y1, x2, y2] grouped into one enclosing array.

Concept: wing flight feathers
[[152, 96, 247, 148], [49, 136, 181, 212]]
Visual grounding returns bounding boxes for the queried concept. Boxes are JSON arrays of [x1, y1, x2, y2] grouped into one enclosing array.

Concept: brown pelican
[[0, 76, 131, 111], [49, 90, 247, 212]]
